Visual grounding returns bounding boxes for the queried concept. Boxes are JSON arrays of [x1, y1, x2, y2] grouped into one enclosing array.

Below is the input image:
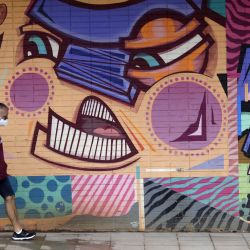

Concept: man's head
[[0, 103, 8, 126]]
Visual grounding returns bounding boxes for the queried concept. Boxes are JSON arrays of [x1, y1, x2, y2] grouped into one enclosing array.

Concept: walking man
[[0, 103, 36, 240]]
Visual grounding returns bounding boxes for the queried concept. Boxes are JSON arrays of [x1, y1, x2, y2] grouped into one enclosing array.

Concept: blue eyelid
[[28, 35, 47, 55], [133, 53, 160, 67]]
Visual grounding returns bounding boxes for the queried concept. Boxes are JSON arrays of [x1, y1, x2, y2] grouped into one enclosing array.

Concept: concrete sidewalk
[[1, 232, 250, 250]]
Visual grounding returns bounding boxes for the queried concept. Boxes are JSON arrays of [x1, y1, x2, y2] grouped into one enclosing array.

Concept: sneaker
[[12, 229, 36, 241]]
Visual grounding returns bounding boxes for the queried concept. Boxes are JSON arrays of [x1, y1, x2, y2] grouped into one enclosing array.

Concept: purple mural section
[[151, 81, 222, 150]]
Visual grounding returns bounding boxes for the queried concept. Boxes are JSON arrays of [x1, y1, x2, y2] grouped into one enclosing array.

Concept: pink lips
[[93, 126, 123, 138]]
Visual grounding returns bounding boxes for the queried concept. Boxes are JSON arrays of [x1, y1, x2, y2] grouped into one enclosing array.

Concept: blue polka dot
[[29, 188, 44, 203], [44, 212, 54, 218], [55, 202, 65, 213], [41, 204, 48, 210], [47, 180, 58, 192], [24, 209, 40, 218], [27, 176, 45, 183], [0, 203, 7, 218], [55, 176, 70, 183], [47, 196, 54, 203], [22, 180, 30, 188], [15, 197, 26, 209], [61, 184, 72, 203], [9, 176, 18, 193]]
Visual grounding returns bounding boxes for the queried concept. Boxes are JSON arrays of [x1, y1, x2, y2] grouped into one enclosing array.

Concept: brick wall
[[0, 0, 250, 232]]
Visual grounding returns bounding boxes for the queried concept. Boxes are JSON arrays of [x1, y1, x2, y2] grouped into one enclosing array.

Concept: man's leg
[[5, 195, 22, 233]]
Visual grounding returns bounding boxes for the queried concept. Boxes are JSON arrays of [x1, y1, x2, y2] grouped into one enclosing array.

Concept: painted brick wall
[[0, 0, 250, 232]]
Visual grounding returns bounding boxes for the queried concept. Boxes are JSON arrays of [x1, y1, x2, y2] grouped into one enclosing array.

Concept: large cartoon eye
[[23, 32, 60, 61], [130, 53, 161, 69]]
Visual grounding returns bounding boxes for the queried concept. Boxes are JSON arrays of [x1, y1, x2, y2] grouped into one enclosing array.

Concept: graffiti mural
[[0, 0, 249, 231]]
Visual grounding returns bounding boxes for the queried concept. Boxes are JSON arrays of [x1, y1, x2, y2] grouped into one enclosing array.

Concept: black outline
[[42, 96, 138, 163], [0, 32, 3, 48], [31, 122, 140, 171], [60, 0, 143, 9], [0, 3, 7, 25]]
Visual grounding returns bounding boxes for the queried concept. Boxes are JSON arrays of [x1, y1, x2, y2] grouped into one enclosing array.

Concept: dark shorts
[[0, 177, 15, 199]]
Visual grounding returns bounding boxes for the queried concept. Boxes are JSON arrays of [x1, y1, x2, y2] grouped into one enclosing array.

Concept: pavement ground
[[1, 232, 250, 250]]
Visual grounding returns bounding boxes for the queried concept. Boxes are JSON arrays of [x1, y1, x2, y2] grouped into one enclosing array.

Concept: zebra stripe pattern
[[227, 0, 250, 76], [144, 180, 247, 231], [145, 177, 239, 216]]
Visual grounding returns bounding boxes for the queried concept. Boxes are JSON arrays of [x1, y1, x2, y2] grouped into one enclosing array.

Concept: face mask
[[0, 119, 8, 126]]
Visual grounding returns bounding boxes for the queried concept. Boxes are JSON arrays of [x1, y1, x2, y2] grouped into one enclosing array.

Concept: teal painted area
[[241, 112, 250, 132], [28, 35, 47, 55], [133, 53, 160, 67], [208, 0, 225, 17], [136, 166, 140, 179], [0, 176, 72, 219]]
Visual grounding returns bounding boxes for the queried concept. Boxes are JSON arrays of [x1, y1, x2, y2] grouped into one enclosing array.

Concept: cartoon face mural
[[0, 0, 228, 177]]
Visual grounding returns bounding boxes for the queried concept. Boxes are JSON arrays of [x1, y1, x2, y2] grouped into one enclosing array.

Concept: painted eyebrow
[[20, 24, 62, 42]]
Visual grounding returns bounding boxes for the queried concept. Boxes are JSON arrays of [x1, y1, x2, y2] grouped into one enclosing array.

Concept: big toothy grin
[[32, 96, 138, 168]]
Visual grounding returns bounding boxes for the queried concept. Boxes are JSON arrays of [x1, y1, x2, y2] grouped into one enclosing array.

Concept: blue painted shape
[[28, 176, 45, 183], [47, 180, 58, 192], [0, 203, 6, 218], [28, 0, 203, 43], [15, 197, 26, 209], [56, 45, 138, 103], [29, 188, 44, 203], [61, 184, 72, 203], [243, 132, 250, 155], [55, 202, 65, 213], [190, 155, 224, 170], [237, 48, 250, 135], [55, 176, 70, 183], [22, 180, 30, 188]]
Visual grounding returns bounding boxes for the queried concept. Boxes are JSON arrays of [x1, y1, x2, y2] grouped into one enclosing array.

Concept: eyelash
[[22, 32, 60, 61]]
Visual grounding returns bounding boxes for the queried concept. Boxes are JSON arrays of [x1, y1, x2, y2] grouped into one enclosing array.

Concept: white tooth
[[70, 129, 80, 156], [108, 114, 113, 122], [121, 139, 126, 156], [50, 116, 58, 148], [106, 139, 112, 160], [98, 104, 104, 118], [126, 143, 131, 154], [55, 120, 63, 150], [76, 132, 87, 157], [104, 109, 110, 120], [89, 136, 98, 159], [59, 124, 69, 152], [91, 100, 97, 116], [100, 138, 107, 160], [65, 127, 75, 154], [102, 108, 107, 120], [95, 103, 100, 117], [112, 139, 116, 160], [116, 139, 122, 159], [82, 100, 89, 114], [86, 99, 93, 115], [88, 99, 94, 116], [95, 137, 103, 160], [82, 134, 93, 158]]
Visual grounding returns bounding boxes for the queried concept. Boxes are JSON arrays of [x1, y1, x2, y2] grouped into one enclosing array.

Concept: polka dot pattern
[[0, 176, 72, 219]]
